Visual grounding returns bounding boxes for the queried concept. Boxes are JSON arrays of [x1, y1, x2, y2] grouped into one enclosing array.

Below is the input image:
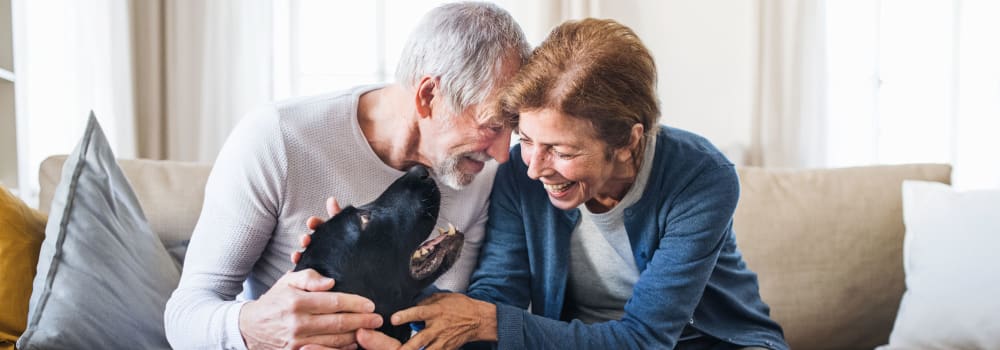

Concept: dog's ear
[[318, 206, 365, 245]]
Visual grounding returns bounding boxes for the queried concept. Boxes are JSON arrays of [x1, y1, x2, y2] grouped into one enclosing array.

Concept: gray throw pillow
[[17, 112, 180, 350]]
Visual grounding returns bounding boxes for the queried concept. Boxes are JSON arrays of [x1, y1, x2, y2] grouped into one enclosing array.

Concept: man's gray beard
[[434, 151, 492, 190]]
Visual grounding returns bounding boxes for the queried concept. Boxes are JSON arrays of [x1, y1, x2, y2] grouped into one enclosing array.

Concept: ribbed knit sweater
[[164, 85, 497, 349]]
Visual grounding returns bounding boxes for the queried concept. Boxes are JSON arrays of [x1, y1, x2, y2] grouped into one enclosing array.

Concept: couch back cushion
[[734, 164, 951, 350], [39, 156, 212, 245], [37, 157, 952, 349]]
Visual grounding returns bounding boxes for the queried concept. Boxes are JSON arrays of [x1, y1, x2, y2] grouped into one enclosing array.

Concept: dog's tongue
[[409, 223, 464, 279], [420, 225, 453, 248], [413, 223, 457, 257]]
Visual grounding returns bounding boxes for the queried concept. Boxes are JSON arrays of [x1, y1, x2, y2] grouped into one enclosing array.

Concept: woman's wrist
[[475, 300, 499, 342]]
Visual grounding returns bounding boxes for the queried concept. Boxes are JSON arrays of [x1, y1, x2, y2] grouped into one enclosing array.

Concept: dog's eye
[[359, 212, 370, 231]]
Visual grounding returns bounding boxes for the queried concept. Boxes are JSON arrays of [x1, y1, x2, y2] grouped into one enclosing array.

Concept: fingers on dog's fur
[[327, 197, 342, 216], [297, 313, 382, 336], [295, 331, 358, 349], [293, 292, 376, 315], [356, 328, 402, 350], [286, 269, 335, 291], [307, 216, 324, 230]]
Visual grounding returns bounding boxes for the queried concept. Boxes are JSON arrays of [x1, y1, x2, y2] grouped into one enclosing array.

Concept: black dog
[[294, 165, 464, 343]]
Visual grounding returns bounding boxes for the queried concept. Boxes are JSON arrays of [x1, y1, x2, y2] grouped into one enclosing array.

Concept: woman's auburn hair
[[499, 18, 660, 153]]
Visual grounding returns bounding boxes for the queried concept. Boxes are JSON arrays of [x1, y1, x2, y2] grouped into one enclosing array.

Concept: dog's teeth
[[421, 248, 431, 256], [437, 227, 447, 235], [447, 223, 456, 235], [413, 251, 422, 259]]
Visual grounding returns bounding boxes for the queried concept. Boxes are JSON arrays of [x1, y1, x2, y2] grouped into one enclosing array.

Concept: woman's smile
[[543, 181, 576, 194]]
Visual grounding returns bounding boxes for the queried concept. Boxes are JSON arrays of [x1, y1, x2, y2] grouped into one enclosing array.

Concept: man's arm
[[164, 107, 380, 349]]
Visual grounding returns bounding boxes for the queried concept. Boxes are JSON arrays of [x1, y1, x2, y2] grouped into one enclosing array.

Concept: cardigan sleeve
[[491, 164, 741, 349], [465, 159, 533, 310]]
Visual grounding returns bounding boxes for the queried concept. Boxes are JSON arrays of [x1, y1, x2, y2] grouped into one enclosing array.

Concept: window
[[272, 0, 450, 100], [13, 0, 134, 206], [825, 0, 1000, 189]]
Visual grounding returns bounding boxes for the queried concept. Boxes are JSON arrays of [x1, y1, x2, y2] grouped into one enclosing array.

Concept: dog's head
[[295, 165, 463, 287]]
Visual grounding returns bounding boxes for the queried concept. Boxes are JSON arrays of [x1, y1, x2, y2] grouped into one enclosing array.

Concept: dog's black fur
[[293, 165, 464, 344]]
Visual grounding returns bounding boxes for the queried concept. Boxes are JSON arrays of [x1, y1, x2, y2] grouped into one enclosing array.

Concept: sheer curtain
[[14, 0, 737, 206], [151, 0, 272, 162], [748, 0, 827, 168], [15, 0, 136, 205], [15, 0, 272, 203], [823, 0, 1000, 190]]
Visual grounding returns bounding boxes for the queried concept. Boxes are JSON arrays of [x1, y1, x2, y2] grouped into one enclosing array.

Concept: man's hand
[[291, 197, 342, 265], [239, 269, 382, 350], [391, 293, 498, 350], [242, 198, 380, 350], [356, 328, 403, 350]]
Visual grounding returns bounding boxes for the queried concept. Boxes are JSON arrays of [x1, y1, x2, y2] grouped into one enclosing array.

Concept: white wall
[[603, 0, 757, 163]]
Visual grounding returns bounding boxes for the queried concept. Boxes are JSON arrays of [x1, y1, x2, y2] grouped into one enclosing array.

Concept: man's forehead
[[469, 98, 506, 126]]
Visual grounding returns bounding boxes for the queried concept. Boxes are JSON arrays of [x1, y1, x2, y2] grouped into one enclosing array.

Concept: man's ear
[[415, 76, 438, 119]]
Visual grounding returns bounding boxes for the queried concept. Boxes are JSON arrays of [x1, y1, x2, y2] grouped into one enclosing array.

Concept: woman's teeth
[[543, 182, 574, 193]]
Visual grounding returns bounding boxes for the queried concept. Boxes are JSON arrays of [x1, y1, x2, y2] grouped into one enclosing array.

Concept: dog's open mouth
[[409, 224, 464, 280]]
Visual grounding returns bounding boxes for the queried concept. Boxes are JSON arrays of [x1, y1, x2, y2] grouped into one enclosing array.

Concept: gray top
[[164, 85, 497, 349], [566, 135, 656, 324]]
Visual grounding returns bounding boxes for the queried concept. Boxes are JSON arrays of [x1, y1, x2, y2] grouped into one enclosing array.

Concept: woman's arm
[[463, 159, 533, 308], [505, 164, 740, 349], [391, 164, 741, 350]]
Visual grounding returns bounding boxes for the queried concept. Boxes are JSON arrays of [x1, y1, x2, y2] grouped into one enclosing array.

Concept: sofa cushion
[[877, 181, 1000, 349], [39, 154, 211, 246], [0, 185, 46, 350], [734, 164, 951, 350], [18, 113, 179, 350]]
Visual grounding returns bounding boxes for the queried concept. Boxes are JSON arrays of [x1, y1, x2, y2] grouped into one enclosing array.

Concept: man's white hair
[[395, 2, 531, 115]]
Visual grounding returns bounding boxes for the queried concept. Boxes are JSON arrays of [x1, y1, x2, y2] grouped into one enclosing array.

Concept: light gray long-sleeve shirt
[[164, 85, 496, 350]]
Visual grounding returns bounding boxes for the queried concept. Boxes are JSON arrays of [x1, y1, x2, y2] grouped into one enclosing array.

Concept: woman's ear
[[415, 76, 437, 119], [617, 123, 645, 163]]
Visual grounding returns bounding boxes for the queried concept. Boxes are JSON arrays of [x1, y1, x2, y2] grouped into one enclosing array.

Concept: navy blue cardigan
[[465, 126, 788, 349]]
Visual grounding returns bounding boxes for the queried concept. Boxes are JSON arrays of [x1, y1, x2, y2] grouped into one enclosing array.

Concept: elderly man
[[164, 3, 530, 349]]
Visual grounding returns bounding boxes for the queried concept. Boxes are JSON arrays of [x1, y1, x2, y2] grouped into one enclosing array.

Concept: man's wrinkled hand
[[238, 269, 382, 350]]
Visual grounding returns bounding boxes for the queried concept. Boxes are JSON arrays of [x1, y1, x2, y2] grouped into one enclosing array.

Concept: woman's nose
[[525, 149, 549, 180]]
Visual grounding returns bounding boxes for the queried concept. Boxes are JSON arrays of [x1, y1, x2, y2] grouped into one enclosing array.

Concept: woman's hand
[[392, 293, 498, 350]]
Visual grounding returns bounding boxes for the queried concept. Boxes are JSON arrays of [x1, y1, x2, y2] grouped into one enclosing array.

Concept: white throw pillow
[[878, 180, 1000, 349]]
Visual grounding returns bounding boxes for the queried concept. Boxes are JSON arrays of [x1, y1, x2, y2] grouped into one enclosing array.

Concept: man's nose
[[485, 129, 512, 163]]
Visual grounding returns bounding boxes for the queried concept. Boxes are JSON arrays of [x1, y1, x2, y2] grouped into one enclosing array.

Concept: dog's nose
[[409, 165, 431, 180]]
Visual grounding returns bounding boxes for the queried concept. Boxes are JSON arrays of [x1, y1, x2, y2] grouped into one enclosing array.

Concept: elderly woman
[[352, 18, 791, 350]]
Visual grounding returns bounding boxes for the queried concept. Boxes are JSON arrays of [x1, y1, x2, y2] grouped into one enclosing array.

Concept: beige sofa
[[37, 156, 951, 350]]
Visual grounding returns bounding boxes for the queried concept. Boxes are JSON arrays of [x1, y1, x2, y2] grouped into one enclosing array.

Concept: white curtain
[[497, 0, 602, 45], [749, 0, 827, 168], [15, 0, 272, 204], [952, 1, 1000, 189], [547, 0, 602, 22], [161, 0, 272, 162], [15, 0, 136, 205]]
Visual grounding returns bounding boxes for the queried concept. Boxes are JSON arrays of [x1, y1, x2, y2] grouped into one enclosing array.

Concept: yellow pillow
[[0, 185, 46, 350]]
